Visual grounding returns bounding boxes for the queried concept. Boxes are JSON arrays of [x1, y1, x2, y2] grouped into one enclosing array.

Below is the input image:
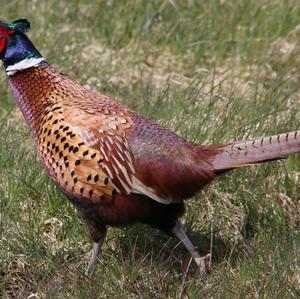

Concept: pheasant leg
[[85, 231, 106, 276], [172, 221, 210, 275]]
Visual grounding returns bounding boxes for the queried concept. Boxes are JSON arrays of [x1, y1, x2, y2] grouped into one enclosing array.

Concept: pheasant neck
[[6, 56, 46, 76], [8, 64, 60, 133]]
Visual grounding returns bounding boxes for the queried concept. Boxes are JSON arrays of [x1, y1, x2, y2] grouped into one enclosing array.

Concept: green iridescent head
[[0, 19, 45, 72], [0, 19, 30, 33], [0, 19, 30, 54]]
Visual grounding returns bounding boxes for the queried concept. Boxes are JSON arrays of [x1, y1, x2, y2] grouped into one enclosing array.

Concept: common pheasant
[[1, 19, 299, 276]]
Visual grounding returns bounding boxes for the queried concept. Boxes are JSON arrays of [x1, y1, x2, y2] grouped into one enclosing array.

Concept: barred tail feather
[[211, 131, 300, 172]]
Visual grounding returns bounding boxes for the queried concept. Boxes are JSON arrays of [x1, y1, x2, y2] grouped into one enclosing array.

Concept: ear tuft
[[12, 19, 30, 32]]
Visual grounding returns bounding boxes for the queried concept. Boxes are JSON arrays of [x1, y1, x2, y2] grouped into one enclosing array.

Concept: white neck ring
[[6, 57, 46, 76]]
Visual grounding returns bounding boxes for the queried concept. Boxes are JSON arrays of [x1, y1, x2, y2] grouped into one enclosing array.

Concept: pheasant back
[[9, 64, 217, 214]]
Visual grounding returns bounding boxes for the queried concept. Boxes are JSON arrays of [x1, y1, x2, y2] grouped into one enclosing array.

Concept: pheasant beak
[[0, 26, 15, 54]]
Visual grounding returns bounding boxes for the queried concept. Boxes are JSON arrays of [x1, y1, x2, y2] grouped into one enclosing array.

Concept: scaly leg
[[85, 231, 106, 276], [172, 221, 210, 275], [79, 210, 107, 276]]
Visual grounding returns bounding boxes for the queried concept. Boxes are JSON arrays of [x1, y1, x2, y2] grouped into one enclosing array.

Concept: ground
[[0, 0, 300, 298]]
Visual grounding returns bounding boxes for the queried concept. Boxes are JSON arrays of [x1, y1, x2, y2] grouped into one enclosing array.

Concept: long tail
[[210, 131, 300, 173]]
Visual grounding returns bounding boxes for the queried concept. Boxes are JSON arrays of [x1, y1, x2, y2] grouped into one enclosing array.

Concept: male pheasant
[[1, 19, 299, 275]]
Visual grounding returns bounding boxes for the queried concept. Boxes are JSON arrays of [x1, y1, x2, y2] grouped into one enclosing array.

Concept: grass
[[0, 0, 300, 297]]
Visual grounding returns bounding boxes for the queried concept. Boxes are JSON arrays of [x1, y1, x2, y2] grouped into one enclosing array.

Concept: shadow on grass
[[115, 223, 241, 275]]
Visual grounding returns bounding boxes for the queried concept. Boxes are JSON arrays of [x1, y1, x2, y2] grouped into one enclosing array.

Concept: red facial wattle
[[0, 26, 15, 53]]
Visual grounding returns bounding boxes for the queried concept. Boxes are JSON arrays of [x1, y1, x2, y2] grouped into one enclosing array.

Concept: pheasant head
[[0, 19, 45, 75]]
